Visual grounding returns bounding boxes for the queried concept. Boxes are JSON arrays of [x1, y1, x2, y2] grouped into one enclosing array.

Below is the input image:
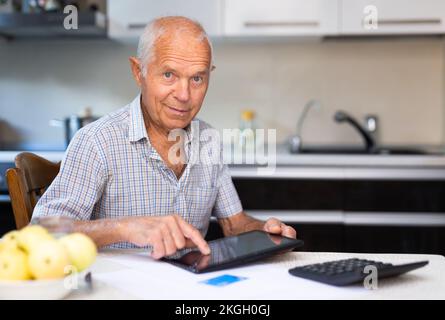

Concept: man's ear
[[129, 56, 143, 87], [211, 65, 216, 72]]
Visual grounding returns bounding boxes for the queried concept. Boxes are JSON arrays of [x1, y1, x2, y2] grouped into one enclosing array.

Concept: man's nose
[[174, 79, 190, 102]]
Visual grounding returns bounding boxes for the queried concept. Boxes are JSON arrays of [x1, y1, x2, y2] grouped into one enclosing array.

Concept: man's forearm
[[218, 211, 265, 237], [72, 219, 127, 248]]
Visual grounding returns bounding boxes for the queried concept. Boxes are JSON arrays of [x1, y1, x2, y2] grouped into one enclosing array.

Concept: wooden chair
[[6, 152, 60, 229]]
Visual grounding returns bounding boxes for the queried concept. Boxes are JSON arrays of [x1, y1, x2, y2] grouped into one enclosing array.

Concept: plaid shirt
[[32, 95, 243, 248]]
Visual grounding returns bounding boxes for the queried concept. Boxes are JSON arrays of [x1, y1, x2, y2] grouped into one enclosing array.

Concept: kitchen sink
[[294, 146, 438, 155]]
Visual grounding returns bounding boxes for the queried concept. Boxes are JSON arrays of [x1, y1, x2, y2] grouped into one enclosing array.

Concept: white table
[[67, 250, 445, 300]]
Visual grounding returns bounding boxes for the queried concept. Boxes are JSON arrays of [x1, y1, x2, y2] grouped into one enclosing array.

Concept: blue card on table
[[200, 274, 248, 287]]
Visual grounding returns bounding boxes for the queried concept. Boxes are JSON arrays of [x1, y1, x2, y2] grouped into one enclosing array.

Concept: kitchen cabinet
[[0, 201, 14, 237], [341, 0, 445, 35], [223, 0, 339, 36], [233, 178, 445, 213], [0, 161, 15, 236], [227, 177, 445, 255], [0, 11, 106, 39], [107, 0, 445, 40], [108, 0, 222, 39]]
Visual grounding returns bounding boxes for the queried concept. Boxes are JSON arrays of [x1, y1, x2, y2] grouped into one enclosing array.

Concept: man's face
[[132, 32, 212, 132]]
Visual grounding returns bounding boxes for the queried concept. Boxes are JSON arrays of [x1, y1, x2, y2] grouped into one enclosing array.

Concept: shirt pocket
[[187, 187, 217, 218]]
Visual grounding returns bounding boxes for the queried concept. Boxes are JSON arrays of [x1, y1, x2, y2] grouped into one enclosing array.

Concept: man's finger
[[281, 224, 297, 239], [168, 216, 187, 250], [150, 232, 166, 260], [264, 218, 282, 234], [160, 225, 177, 256], [177, 218, 210, 255]]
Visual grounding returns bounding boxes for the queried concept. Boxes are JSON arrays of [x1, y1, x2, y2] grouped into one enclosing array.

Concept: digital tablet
[[164, 230, 304, 273]]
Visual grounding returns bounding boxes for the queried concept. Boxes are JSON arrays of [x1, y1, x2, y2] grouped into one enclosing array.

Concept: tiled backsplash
[[0, 37, 443, 150]]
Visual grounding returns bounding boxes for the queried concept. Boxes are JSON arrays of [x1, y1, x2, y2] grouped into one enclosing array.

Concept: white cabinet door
[[341, 0, 445, 35], [108, 0, 222, 39], [223, 0, 339, 36]]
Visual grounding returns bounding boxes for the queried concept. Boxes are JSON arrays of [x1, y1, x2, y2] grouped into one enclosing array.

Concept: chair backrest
[[6, 152, 60, 229]]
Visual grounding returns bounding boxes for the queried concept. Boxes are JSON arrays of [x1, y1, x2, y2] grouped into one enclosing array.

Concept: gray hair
[[136, 16, 214, 76]]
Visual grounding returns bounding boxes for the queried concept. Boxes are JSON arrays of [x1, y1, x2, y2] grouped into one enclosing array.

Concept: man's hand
[[263, 218, 297, 239], [218, 211, 297, 239], [120, 214, 210, 259]]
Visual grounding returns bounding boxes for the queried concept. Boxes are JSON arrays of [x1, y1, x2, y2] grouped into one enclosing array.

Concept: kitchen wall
[[0, 37, 444, 149]]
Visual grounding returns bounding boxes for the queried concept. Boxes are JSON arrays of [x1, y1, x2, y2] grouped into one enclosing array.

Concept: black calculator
[[288, 258, 428, 286]]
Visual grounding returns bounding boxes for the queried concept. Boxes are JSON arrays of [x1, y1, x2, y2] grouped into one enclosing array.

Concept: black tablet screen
[[165, 230, 303, 273]]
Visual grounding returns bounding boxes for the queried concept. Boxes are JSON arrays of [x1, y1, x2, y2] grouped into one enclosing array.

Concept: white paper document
[[94, 252, 367, 300]]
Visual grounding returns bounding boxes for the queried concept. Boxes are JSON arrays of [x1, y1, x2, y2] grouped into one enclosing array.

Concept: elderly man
[[33, 16, 296, 259]]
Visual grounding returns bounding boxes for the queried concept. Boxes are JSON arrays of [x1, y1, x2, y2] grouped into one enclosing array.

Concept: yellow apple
[[2, 230, 20, 242], [1, 230, 20, 250], [0, 247, 31, 280], [59, 233, 97, 272], [17, 225, 53, 253], [28, 240, 70, 280], [0, 241, 19, 252]]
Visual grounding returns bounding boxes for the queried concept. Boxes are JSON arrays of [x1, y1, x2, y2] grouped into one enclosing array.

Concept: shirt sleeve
[[212, 163, 243, 219], [32, 129, 107, 221]]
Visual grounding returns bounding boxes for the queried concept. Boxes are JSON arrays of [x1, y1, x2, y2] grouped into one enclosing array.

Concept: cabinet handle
[[244, 21, 320, 28], [363, 18, 441, 26], [127, 23, 148, 29]]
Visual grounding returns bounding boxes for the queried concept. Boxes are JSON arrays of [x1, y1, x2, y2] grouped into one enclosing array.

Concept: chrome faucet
[[334, 111, 376, 152], [365, 114, 379, 144], [289, 99, 321, 153]]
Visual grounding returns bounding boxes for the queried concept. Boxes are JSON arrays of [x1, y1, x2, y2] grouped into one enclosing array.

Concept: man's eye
[[163, 72, 173, 79], [192, 76, 202, 83]]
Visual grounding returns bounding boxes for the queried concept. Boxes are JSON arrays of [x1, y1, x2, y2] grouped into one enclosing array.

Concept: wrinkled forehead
[[152, 27, 212, 66]]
